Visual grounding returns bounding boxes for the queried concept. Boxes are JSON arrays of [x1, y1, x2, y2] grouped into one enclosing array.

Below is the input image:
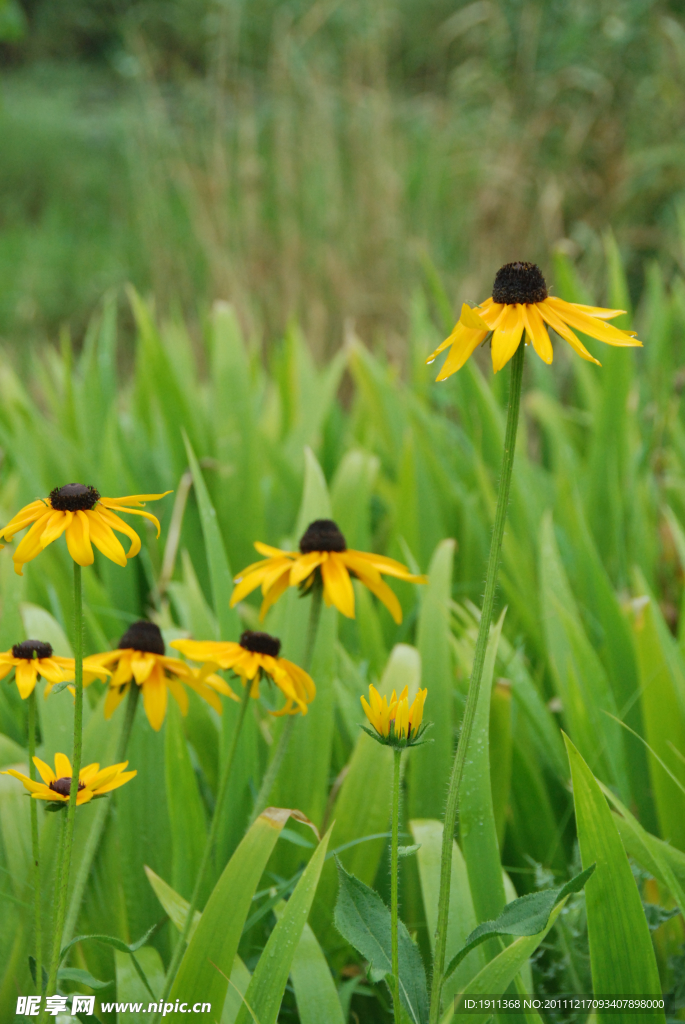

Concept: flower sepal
[[360, 720, 433, 750]]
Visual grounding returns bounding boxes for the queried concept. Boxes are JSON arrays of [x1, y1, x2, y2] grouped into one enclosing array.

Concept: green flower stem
[[28, 689, 42, 995], [428, 341, 525, 1024], [62, 682, 140, 945], [249, 581, 323, 823], [155, 679, 252, 1020], [42, 563, 85, 1019], [391, 747, 402, 1023]]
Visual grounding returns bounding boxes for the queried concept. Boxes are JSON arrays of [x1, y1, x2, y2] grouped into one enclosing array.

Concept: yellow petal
[[96, 507, 142, 557], [103, 504, 162, 537], [15, 661, 38, 699], [230, 561, 283, 606], [546, 297, 642, 346], [289, 551, 326, 586], [321, 552, 355, 618], [113, 653, 133, 686], [33, 757, 55, 784], [344, 556, 403, 624], [522, 303, 553, 364], [65, 511, 94, 566], [101, 492, 171, 506], [93, 769, 137, 794], [12, 511, 55, 572], [253, 541, 296, 559], [459, 302, 490, 330], [434, 325, 488, 380], [259, 567, 291, 621], [142, 670, 168, 731], [538, 302, 601, 365], [491, 305, 525, 373], [37, 658, 65, 684], [54, 752, 72, 778], [0, 500, 48, 541], [86, 511, 128, 567], [104, 683, 128, 720], [349, 551, 426, 582], [166, 675, 189, 716], [131, 652, 157, 684], [40, 510, 72, 548]]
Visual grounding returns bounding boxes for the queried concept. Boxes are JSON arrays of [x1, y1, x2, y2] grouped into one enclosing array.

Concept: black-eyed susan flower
[[1, 751, 136, 807], [0, 640, 109, 700], [85, 620, 236, 732], [361, 683, 429, 748], [0, 484, 171, 575], [230, 519, 427, 622], [172, 629, 316, 716], [427, 261, 643, 379]]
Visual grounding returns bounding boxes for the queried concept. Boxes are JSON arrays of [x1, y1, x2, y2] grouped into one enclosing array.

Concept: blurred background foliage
[[3, 0, 685, 352]]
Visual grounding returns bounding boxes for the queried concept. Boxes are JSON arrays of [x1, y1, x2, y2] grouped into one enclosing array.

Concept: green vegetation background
[[3, 0, 685, 352]]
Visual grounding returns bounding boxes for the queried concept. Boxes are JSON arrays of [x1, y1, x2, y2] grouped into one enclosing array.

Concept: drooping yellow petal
[[459, 302, 490, 330], [166, 675, 189, 716], [65, 511, 94, 566], [352, 551, 426, 583], [321, 552, 355, 618], [522, 303, 553, 364], [96, 507, 142, 557], [546, 297, 642, 347], [142, 668, 168, 731], [254, 541, 296, 559], [538, 302, 601, 365], [12, 511, 54, 573], [104, 683, 128, 720], [102, 504, 162, 537], [37, 658, 65, 684], [231, 561, 286, 606], [130, 652, 157, 685], [491, 304, 525, 373], [259, 567, 292, 621], [113, 653, 133, 686], [342, 553, 403, 624], [15, 661, 38, 699], [86, 512, 128, 567], [0, 658, 14, 682], [0, 500, 48, 541], [101, 492, 171, 507], [40, 510, 72, 549], [433, 324, 488, 380], [289, 551, 327, 587]]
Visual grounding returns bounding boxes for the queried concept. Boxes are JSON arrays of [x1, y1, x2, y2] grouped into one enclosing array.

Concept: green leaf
[[459, 609, 506, 923], [443, 901, 568, 1024], [56, 966, 113, 990], [290, 921, 345, 1024], [410, 819, 484, 1003], [144, 865, 202, 942], [168, 806, 294, 1015], [165, 698, 208, 902], [409, 539, 455, 820], [630, 592, 685, 851], [59, 924, 158, 999], [564, 734, 665, 1020], [114, 946, 165, 1022], [444, 864, 595, 982], [234, 825, 333, 1024], [334, 858, 429, 1024], [182, 430, 239, 641]]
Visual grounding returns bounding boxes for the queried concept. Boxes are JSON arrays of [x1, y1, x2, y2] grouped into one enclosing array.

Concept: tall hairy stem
[[41, 563, 84, 1020], [28, 689, 42, 995], [428, 342, 525, 1023], [390, 747, 402, 1022]]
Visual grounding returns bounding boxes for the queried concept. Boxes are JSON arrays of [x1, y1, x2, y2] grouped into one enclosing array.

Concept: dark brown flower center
[[49, 776, 85, 797], [299, 519, 346, 554], [118, 620, 165, 656], [239, 630, 281, 657], [49, 483, 100, 512], [12, 639, 53, 660], [492, 262, 548, 305]]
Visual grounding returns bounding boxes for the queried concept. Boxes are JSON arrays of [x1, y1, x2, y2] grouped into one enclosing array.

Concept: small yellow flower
[[0, 484, 171, 575], [0, 640, 108, 700], [86, 621, 235, 732], [172, 629, 315, 716], [231, 519, 427, 622], [360, 683, 398, 738], [1, 751, 136, 806], [361, 684, 428, 748], [427, 261, 642, 378]]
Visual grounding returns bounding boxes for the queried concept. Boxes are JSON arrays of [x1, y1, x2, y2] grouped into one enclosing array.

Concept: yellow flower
[[230, 519, 427, 622], [1, 751, 136, 806], [0, 484, 171, 575], [427, 261, 642, 378], [172, 629, 315, 716], [361, 684, 428, 748], [360, 683, 398, 738], [86, 621, 236, 732], [0, 639, 109, 699]]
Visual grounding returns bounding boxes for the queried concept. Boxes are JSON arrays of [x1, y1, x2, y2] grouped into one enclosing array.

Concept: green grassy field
[[2, 1, 685, 1022]]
